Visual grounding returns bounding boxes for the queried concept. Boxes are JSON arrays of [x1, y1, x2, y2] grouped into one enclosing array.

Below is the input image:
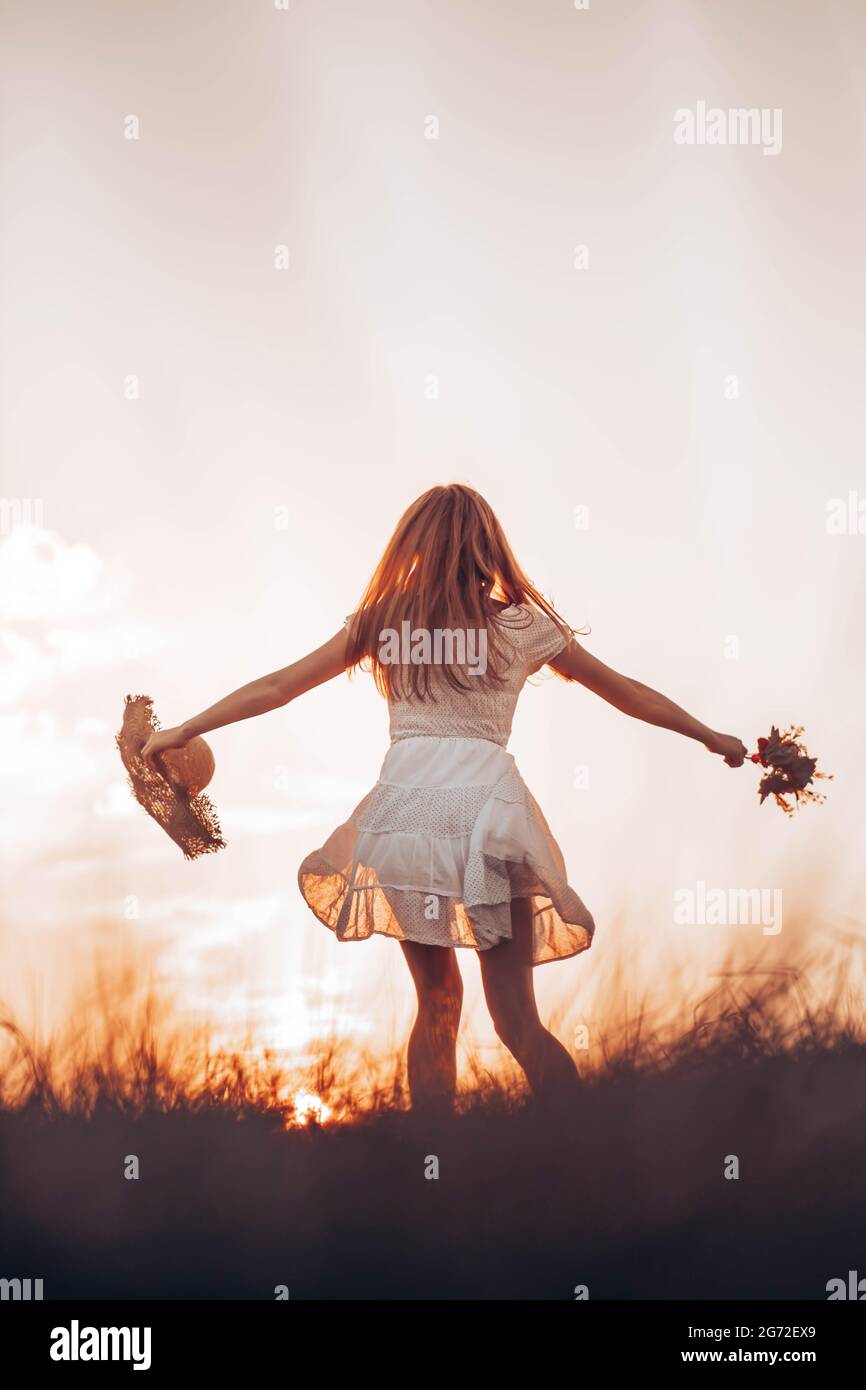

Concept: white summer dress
[[297, 604, 596, 966]]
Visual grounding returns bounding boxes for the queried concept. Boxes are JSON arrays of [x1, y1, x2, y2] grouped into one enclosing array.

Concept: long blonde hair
[[347, 483, 577, 699]]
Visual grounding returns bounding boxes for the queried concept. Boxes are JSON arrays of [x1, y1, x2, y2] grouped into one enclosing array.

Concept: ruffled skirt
[[298, 736, 595, 966]]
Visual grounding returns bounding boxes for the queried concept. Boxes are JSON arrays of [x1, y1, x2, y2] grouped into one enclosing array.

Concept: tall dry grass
[[1, 944, 862, 1126]]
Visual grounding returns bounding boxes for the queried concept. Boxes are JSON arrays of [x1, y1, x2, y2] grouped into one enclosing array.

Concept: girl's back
[[385, 603, 572, 748]]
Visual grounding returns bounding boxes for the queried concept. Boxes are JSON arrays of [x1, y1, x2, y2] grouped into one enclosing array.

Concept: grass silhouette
[[1, 951, 865, 1299]]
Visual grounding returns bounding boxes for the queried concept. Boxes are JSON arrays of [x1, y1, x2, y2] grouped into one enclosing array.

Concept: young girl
[[142, 484, 746, 1108]]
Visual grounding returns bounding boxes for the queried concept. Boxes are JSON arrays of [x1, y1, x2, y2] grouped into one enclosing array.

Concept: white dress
[[298, 604, 596, 966]]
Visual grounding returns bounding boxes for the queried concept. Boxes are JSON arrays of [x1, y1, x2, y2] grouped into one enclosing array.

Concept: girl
[[142, 484, 747, 1109]]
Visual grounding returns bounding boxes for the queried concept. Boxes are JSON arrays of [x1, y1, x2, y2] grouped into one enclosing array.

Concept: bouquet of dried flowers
[[747, 725, 831, 815]]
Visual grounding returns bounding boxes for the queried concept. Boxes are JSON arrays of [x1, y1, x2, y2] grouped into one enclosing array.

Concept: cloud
[[220, 806, 325, 834], [0, 630, 54, 704], [0, 712, 95, 787], [0, 525, 107, 623], [92, 780, 139, 820], [142, 892, 292, 936], [0, 525, 167, 705]]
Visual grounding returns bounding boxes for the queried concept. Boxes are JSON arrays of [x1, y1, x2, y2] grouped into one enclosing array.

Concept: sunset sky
[[2, 0, 865, 1082]]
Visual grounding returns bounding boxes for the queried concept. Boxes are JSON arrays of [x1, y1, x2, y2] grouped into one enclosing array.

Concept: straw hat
[[115, 694, 226, 860]]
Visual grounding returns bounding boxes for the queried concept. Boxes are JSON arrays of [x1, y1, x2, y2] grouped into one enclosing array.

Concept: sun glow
[[289, 1089, 332, 1126]]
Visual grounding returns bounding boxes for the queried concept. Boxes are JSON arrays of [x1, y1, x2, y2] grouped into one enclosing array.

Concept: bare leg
[[399, 940, 463, 1110], [478, 898, 579, 1101]]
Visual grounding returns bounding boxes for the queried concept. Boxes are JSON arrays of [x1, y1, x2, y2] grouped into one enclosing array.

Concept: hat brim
[[115, 694, 226, 860]]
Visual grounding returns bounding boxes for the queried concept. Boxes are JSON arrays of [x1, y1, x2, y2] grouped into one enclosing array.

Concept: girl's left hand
[[141, 726, 191, 776], [706, 732, 748, 767]]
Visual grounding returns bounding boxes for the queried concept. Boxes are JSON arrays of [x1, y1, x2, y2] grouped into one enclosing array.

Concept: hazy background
[[2, 0, 865, 1084]]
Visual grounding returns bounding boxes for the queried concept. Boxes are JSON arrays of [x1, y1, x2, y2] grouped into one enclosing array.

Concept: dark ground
[[2, 1040, 864, 1300]]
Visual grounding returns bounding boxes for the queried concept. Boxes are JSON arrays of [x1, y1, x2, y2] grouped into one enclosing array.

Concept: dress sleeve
[[525, 608, 571, 673]]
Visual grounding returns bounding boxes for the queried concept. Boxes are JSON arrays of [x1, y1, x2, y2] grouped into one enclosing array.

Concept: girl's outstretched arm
[[550, 639, 747, 766], [141, 629, 349, 773]]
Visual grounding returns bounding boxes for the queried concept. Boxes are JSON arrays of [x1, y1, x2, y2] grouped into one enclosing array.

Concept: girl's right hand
[[707, 732, 748, 767]]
